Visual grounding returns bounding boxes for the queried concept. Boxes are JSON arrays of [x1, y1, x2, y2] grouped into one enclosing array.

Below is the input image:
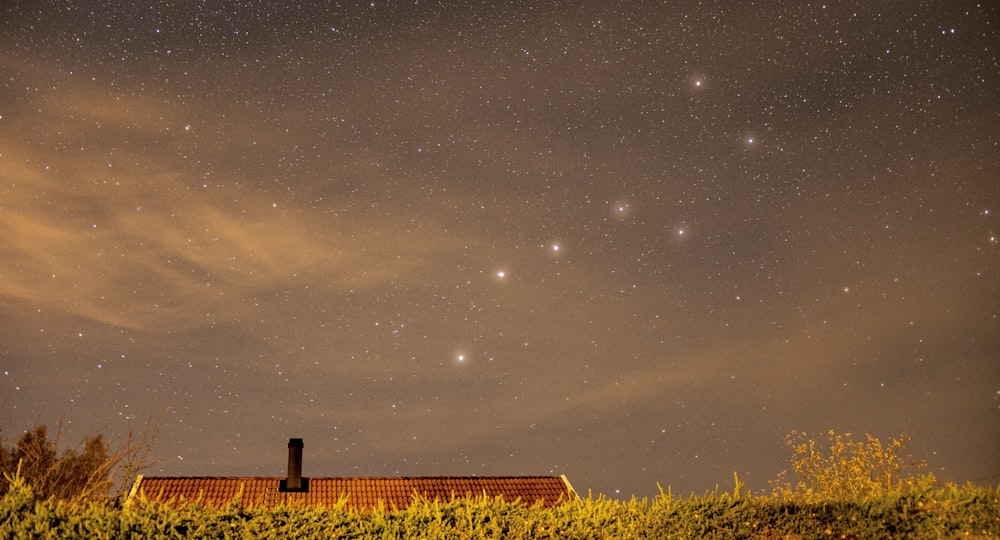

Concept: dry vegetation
[[0, 412, 160, 504]]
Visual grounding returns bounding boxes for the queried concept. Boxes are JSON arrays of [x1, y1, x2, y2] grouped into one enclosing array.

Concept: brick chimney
[[279, 438, 308, 492]]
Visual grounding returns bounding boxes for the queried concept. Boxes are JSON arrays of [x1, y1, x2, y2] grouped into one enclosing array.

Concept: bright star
[[610, 200, 632, 220]]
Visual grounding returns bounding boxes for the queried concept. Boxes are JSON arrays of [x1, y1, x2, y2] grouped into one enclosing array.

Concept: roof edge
[[135, 474, 567, 480], [125, 474, 144, 504], [559, 474, 579, 501]]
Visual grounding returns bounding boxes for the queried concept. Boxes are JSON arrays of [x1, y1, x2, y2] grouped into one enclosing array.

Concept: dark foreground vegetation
[[2, 425, 998, 538]]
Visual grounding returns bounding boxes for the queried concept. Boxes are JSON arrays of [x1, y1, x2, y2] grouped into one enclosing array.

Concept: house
[[128, 438, 578, 511]]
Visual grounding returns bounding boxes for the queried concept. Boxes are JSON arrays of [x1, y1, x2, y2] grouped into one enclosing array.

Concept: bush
[[1, 415, 160, 504], [772, 429, 933, 502], [0, 425, 115, 503], [2, 474, 998, 539]]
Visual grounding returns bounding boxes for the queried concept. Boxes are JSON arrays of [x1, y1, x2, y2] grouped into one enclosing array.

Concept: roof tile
[[135, 475, 576, 511]]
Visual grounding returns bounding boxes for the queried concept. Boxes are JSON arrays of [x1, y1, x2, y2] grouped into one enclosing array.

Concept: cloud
[[0, 61, 474, 334]]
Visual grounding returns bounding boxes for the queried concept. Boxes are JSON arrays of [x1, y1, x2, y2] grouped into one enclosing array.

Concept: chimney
[[279, 438, 308, 492]]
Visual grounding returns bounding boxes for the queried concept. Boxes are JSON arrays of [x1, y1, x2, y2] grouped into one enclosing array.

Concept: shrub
[[2, 465, 998, 538], [772, 429, 933, 502], [1, 414, 160, 504]]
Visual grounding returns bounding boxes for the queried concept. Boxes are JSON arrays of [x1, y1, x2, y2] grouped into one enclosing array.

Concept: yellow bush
[[772, 429, 932, 502]]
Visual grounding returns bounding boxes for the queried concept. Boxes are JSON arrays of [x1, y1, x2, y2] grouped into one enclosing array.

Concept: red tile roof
[[131, 475, 577, 510]]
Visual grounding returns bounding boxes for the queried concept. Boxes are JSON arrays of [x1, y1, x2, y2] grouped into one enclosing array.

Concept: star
[[2, 0, 994, 502], [610, 200, 632, 220], [689, 73, 708, 91]]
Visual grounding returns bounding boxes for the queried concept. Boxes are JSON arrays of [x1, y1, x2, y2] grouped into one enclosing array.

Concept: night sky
[[1, 1, 998, 498]]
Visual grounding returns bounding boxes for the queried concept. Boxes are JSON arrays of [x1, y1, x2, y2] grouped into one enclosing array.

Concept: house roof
[[130, 475, 578, 511]]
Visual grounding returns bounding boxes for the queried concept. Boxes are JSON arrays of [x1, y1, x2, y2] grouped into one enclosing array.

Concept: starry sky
[[1, 1, 998, 498]]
